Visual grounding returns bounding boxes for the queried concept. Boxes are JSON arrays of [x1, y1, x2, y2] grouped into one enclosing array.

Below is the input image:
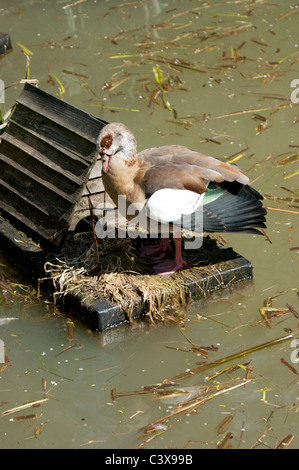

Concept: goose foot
[[153, 259, 187, 276], [139, 238, 172, 261]]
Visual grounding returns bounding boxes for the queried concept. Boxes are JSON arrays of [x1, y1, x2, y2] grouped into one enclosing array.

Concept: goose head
[[97, 123, 137, 174]]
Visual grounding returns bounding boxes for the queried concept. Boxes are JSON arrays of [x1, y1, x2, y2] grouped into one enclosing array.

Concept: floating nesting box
[[0, 84, 253, 334], [0, 83, 107, 245]]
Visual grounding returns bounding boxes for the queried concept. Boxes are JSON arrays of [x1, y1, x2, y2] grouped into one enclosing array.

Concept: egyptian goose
[[97, 122, 267, 275]]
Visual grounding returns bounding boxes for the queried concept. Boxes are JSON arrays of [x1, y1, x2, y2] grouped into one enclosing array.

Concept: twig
[[264, 206, 299, 214], [1, 399, 49, 417], [163, 333, 294, 384], [212, 103, 290, 120], [88, 196, 101, 264]]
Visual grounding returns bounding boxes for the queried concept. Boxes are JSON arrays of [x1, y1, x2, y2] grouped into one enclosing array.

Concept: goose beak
[[101, 153, 112, 174]]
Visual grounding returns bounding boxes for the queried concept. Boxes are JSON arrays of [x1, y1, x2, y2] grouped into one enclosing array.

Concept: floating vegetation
[[0, 46, 38, 134], [152, 65, 175, 114], [113, 331, 296, 448], [258, 296, 293, 328], [48, 70, 66, 99], [0, 276, 36, 307]]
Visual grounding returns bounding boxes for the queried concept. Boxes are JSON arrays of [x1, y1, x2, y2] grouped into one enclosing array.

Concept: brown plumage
[[136, 150, 246, 198], [97, 123, 266, 275]]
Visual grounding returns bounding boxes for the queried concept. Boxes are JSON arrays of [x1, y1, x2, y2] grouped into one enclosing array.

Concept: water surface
[[0, 0, 298, 449]]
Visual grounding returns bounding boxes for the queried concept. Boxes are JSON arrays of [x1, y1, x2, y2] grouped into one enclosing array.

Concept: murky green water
[[0, 0, 298, 450]]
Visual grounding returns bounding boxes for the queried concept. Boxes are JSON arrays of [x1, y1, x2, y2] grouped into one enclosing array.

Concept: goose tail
[[198, 184, 267, 234]]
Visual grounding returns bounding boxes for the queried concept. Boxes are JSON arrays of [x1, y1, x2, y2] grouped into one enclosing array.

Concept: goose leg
[[139, 237, 172, 261], [153, 236, 187, 275]]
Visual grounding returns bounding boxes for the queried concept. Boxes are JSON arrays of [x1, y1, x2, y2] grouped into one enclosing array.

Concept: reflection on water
[[0, 0, 299, 449]]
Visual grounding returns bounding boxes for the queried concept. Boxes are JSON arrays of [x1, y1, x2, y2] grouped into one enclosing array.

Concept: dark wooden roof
[[0, 83, 107, 245]]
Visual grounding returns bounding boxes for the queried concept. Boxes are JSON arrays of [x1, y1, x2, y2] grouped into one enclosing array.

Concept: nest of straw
[[44, 232, 226, 323]]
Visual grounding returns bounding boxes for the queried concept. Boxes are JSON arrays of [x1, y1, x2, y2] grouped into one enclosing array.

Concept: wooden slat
[[82, 177, 105, 196], [0, 178, 49, 216], [16, 83, 108, 143], [89, 159, 102, 179], [4, 122, 90, 179], [0, 154, 75, 217], [10, 104, 98, 164], [1, 137, 83, 196], [0, 178, 74, 225], [0, 182, 68, 243], [7, 120, 91, 170]]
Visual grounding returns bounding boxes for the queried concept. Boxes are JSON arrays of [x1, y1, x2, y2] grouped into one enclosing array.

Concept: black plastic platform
[[0, 215, 253, 332]]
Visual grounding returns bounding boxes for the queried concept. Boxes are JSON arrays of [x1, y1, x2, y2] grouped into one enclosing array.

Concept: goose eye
[[100, 133, 113, 150]]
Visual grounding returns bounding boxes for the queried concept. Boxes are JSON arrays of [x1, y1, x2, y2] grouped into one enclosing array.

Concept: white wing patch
[[145, 188, 205, 224]]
